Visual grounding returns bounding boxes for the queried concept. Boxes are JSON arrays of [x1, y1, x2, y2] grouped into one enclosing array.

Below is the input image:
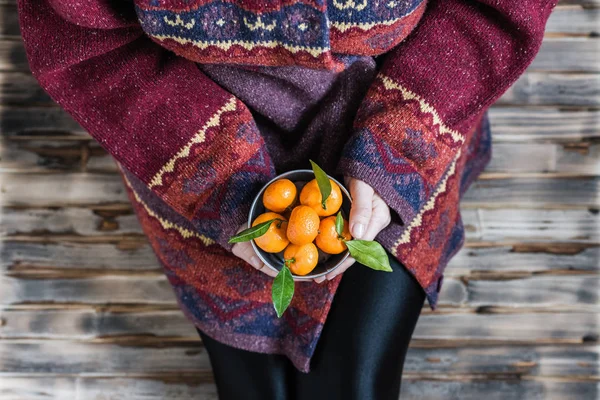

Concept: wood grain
[[0, 3, 598, 399], [1, 377, 596, 400], [2, 308, 597, 343]]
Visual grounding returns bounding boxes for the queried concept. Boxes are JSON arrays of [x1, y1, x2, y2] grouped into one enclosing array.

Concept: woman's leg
[[198, 328, 292, 400], [293, 254, 425, 400], [198, 253, 425, 400]]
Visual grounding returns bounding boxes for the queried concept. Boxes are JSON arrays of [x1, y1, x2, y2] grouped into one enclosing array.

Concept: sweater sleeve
[[337, 0, 557, 294], [17, 0, 275, 250]]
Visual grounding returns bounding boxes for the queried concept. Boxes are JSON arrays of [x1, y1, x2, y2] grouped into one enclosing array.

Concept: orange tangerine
[[284, 243, 319, 276], [263, 179, 297, 213], [299, 178, 343, 217], [286, 205, 320, 245], [252, 212, 289, 253], [315, 216, 352, 254]]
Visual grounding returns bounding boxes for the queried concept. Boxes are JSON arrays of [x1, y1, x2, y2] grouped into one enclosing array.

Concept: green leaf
[[272, 266, 295, 318], [228, 219, 277, 243], [335, 212, 344, 237], [309, 159, 332, 210], [345, 240, 393, 272]]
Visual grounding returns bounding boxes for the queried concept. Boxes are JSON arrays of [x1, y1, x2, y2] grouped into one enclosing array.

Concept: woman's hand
[[231, 224, 279, 278], [315, 177, 391, 283]]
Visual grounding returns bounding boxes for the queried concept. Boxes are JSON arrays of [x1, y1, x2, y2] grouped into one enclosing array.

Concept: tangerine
[[263, 179, 297, 213], [252, 212, 289, 253], [284, 243, 319, 276], [315, 216, 352, 254], [299, 179, 343, 217], [286, 205, 320, 245]]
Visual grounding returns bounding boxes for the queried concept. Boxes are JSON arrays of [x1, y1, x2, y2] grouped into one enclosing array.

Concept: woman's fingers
[[348, 178, 374, 239], [362, 194, 392, 241], [231, 240, 261, 269], [231, 224, 278, 277]]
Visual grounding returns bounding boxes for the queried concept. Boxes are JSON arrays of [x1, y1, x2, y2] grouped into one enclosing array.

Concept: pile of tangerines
[[252, 177, 352, 276]]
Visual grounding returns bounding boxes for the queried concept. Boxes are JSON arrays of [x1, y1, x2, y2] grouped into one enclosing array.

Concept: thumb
[[348, 178, 373, 240]]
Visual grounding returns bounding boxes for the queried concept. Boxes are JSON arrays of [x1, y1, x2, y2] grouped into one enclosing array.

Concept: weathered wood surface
[[0, 3, 598, 400]]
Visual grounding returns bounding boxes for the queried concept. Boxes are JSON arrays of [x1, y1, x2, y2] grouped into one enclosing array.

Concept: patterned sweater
[[17, 0, 557, 372]]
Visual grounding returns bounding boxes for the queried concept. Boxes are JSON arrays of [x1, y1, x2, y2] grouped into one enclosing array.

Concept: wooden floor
[[1, 1, 599, 399]]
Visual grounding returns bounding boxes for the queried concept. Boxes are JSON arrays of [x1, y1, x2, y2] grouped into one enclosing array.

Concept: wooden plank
[[0, 207, 141, 236], [2, 308, 597, 343], [2, 37, 600, 73], [448, 244, 600, 274], [2, 106, 598, 143], [545, 7, 600, 36], [0, 275, 449, 307], [404, 345, 599, 378], [0, 106, 83, 136], [1, 376, 596, 400], [1, 274, 597, 308], [3, 140, 599, 176], [0, 3, 20, 39], [530, 37, 600, 72], [466, 208, 600, 242], [0, 377, 219, 400], [0, 377, 79, 400], [2, 240, 597, 277], [4, 71, 598, 108], [488, 107, 600, 142], [0, 275, 177, 305], [0, 241, 157, 271], [76, 378, 218, 400], [1, 172, 598, 207], [487, 142, 600, 175], [0, 341, 210, 373], [400, 381, 600, 400], [0, 173, 129, 206], [4, 139, 600, 175], [0, 340, 596, 377], [462, 176, 600, 208], [414, 312, 599, 342], [467, 275, 599, 308], [0, 39, 29, 71], [2, 206, 597, 243], [0, 140, 117, 172], [498, 73, 600, 106], [0, 309, 196, 339], [0, 72, 51, 105]]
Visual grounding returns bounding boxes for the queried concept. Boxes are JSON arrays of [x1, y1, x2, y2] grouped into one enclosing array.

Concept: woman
[[17, 0, 556, 398]]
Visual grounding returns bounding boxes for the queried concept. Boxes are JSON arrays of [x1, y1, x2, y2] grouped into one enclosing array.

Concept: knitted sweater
[[17, 0, 557, 372]]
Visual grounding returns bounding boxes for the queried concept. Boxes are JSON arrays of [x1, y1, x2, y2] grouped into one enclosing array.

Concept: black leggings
[[198, 254, 426, 400]]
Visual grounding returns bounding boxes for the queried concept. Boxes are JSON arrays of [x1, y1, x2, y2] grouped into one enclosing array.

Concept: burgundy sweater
[[17, 0, 556, 371]]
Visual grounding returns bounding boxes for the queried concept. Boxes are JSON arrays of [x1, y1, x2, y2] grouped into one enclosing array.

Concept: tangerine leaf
[[272, 265, 295, 318], [345, 240, 393, 272], [309, 159, 332, 210], [335, 212, 344, 237], [228, 219, 277, 243]]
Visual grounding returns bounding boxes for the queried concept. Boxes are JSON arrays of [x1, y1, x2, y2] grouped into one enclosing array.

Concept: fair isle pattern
[[379, 74, 466, 144], [393, 150, 462, 248], [118, 163, 341, 372], [149, 96, 237, 189], [145, 95, 272, 226], [149, 35, 329, 58], [134, 0, 426, 67], [338, 75, 491, 306], [328, 0, 423, 31], [120, 169, 215, 246]]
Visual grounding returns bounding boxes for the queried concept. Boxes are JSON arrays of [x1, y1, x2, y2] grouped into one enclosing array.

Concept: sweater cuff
[[191, 146, 276, 251], [336, 126, 438, 228]]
